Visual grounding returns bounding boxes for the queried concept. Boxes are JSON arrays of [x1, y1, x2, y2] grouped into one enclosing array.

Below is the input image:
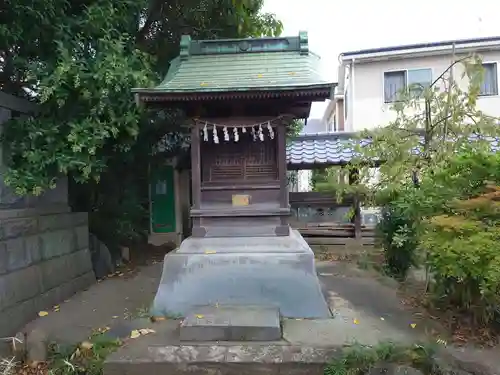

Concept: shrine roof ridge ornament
[[179, 31, 310, 60]]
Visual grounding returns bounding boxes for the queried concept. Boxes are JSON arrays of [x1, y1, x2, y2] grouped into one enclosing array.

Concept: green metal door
[[151, 165, 176, 233]]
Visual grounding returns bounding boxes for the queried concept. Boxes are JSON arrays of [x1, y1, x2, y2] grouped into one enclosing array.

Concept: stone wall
[[0, 205, 95, 339]]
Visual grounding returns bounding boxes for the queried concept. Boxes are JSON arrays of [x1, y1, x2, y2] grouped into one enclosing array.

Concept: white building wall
[[347, 50, 500, 131], [297, 170, 312, 192]]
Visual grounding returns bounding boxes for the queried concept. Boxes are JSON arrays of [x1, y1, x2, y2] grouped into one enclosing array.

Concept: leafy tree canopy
[[0, 0, 283, 195], [318, 56, 500, 205]]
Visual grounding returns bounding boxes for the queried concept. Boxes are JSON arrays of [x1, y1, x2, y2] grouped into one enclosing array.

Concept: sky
[[263, 0, 500, 119]]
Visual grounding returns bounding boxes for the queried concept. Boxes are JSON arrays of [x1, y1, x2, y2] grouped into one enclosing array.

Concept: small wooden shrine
[[133, 32, 334, 319], [134, 32, 332, 239]]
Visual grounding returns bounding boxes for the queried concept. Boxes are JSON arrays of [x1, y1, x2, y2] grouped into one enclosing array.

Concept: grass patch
[[46, 334, 121, 375], [324, 342, 439, 375]]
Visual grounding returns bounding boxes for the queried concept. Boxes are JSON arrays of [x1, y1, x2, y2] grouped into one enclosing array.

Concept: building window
[[384, 71, 406, 103], [407, 69, 432, 98], [384, 68, 432, 102], [480, 63, 498, 96]]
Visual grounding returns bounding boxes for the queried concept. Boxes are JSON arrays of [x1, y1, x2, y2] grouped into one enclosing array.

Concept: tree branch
[[443, 43, 456, 141], [430, 54, 469, 88], [136, 0, 166, 46]]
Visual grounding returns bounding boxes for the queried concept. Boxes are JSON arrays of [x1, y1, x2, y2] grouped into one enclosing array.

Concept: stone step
[[180, 305, 281, 341]]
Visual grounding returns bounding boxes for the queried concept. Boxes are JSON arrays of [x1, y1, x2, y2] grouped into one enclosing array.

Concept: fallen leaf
[[130, 330, 140, 339], [195, 314, 204, 319], [96, 326, 110, 334], [80, 341, 94, 350], [38, 311, 49, 317], [353, 319, 359, 325], [410, 323, 416, 328], [138, 328, 156, 335]]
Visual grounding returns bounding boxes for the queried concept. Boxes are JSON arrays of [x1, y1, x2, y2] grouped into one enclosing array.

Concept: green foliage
[[48, 334, 121, 375], [1, 0, 282, 247], [324, 342, 436, 375], [329, 56, 500, 293], [377, 201, 419, 280], [2, 0, 282, 195], [344, 56, 500, 203], [418, 150, 500, 325], [312, 167, 346, 193]]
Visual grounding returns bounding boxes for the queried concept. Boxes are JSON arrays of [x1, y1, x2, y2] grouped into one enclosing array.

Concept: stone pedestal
[[150, 230, 331, 319]]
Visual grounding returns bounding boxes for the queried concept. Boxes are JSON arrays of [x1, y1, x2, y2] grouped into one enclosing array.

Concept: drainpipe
[[350, 58, 355, 132]]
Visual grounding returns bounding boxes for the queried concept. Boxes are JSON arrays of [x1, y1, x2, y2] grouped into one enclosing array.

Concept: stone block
[[104, 344, 342, 375], [180, 305, 281, 342], [4, 238, 27, 272], [38, 213, 72, 232], [89, 234, 115, 279], [0, 266, 43, 310], [75, 225, 89, 250], [39, 254, 69, 292], [0, 217, 37, 240], [24, 235, 42, 266], [0, 236, 42, 275], [39, 229, 75, 260], [72, 248, 93, 276]]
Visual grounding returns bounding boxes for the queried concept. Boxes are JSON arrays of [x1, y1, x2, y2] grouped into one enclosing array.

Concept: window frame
[[383, 68, 433, 103], [479, 62, 498, 97]]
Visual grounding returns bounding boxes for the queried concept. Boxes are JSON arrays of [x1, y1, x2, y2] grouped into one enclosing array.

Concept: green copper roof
[[132, 31, 332, 97]]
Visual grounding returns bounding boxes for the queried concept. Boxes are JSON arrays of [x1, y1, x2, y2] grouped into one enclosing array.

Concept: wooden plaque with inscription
[[232, 194, 250, 206]]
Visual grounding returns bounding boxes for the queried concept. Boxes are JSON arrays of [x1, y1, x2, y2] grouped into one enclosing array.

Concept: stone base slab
[[105, 344, 340, 375], [180, 305, 281, 342], [150, 230, 331, 319]]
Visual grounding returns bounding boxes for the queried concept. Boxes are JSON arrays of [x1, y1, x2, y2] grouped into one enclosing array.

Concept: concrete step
[[180, 305, 281, 341]]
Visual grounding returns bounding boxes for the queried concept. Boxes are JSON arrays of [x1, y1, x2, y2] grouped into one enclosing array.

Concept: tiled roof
[[287, 132, 500, 167], [287, 132, 361, 166], [133, 32, 333, 96]]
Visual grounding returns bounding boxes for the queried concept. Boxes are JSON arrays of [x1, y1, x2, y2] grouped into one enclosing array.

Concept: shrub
[[421, 185, 500, 325], [377, 202, 419, 281]]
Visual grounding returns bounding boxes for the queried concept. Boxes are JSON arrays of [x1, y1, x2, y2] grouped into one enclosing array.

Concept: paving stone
[[180, 305, 281, 341]]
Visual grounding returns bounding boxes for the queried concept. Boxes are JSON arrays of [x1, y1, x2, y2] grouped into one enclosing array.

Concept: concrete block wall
[[0, 206, 95, 338]]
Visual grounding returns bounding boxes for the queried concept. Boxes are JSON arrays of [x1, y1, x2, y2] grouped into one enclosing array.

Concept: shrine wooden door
[[150, 165, 176, 234]]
